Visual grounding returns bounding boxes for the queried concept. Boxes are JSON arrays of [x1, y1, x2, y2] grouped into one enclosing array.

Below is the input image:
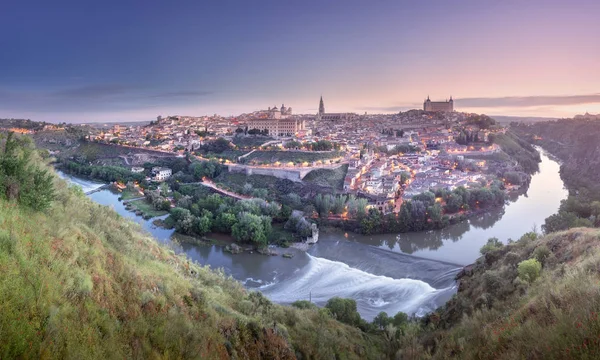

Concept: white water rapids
[[262, 254, 452, 319]]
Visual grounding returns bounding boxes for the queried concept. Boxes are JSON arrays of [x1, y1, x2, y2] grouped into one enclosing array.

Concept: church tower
[[318, 96, 325, 115]]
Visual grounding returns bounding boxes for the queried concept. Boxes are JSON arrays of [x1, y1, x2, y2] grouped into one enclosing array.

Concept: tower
[[318, 96, 325, 115]]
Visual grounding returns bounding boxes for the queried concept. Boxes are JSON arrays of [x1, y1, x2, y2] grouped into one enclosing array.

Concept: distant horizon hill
[[489, 115, 558, 124], [0, 112, 569, 128]]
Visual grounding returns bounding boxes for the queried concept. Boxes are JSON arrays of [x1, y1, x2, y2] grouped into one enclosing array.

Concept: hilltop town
[[5, 97, 533, 225]]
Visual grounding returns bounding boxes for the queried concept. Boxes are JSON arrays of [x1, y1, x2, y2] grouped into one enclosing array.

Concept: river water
[[56, 149, 566, 320]]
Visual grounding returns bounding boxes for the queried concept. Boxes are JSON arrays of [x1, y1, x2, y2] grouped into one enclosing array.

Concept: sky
[[1, 0, 599, 123]]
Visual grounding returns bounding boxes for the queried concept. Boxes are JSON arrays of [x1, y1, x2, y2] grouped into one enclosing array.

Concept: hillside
[[3, 133, 600, 359], [511, 120, 600, 232], [513, 119, 600, 193], [0, 135, 384, 359], [399, 228, 600, 359]]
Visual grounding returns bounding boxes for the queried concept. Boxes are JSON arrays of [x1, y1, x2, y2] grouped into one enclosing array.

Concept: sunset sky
[[1, 0, 599, 122]]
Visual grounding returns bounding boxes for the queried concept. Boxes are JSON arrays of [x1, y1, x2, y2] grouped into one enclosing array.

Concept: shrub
[[291, 300, 317, 310], [517, 258, 542, 283], [533, 245, 551, 265], [480, 237, 503, 255]]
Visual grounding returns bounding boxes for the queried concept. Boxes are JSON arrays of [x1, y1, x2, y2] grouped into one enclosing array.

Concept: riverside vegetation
[[4, 132, 600, 359]]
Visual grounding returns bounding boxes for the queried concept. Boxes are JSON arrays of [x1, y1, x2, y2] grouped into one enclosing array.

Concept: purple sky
[[1, 0, 599, 122]]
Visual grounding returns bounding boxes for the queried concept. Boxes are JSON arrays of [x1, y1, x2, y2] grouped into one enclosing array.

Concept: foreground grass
[[128, 198, 169, 218], [405, 228, 600, 359], [0, 175, 384, 359]]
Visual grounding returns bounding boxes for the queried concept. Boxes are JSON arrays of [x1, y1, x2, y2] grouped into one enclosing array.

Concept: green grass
[[405, 228, 600, 359], [0, 161, 385, 359], [232, 136, 273, 149], [128, 199, 168, 217], [119, 188, 144, 200], [303, 164, 348, 189], [245, 150, 344, 165]]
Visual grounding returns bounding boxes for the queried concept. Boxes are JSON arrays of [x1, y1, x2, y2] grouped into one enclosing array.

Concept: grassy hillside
[[0, 135, 384, 359], [402, 228, 600, 359], [303, 164, 349, 190]]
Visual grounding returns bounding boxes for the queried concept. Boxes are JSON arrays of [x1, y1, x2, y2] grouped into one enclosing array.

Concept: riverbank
[[57, 147, 566, 319]]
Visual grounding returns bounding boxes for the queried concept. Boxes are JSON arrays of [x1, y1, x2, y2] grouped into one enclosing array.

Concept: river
[[56, 149, 566, 320]]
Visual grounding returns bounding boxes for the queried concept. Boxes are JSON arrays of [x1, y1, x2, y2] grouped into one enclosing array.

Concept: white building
[[152, 167, 172, 181], [131, 167, 145, 173]]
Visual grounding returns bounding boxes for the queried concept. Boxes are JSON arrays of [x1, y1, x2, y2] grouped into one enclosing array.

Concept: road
[[198, 180, 253, 200]]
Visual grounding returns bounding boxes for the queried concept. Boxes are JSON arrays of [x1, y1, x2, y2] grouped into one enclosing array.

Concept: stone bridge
[[227, 163, 346, 182]]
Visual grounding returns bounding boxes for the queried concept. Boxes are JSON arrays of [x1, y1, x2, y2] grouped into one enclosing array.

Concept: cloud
[[458, 94, 600, 108], [356, 94, 600, 113], [149, 90, 213, 98], [0, 85, 213, 113], [358, 104, 419, 113], [52, 84, 134, 98]]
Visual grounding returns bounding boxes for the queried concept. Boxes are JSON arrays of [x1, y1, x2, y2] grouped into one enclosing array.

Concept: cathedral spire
[[319, 96, 325, 115]]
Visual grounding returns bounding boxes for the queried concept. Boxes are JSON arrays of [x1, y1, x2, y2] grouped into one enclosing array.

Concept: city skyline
[[1, 0, 600, 122]]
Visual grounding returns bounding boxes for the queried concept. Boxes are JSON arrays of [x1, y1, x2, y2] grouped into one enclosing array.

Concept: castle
[[424, 96, 454, 112]]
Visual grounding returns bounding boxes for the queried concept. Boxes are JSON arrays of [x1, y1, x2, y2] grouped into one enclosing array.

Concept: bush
[[517, 258, 542, 283], [291, 300, 317, 310], [480, 237, 504, 255], [533, 245, 551, 265]]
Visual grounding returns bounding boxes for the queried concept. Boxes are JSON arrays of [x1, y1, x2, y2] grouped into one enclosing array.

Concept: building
[[131, 167, 145, 173], [318, 96, 325, 115], [151, 167, 172, 181], [574, 112, 600, 120], [246, 117, 306, 137], [261, 104, 292, 119], [423, 96, 454, 112], [315, 96, 357, 121]]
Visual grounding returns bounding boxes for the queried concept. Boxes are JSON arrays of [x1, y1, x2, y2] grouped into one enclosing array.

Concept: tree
[[231, 212, 269, 247], [193, 215, 213, 235], [360, 208, 383, 235], [517, 259, 542, 283], [0, 133, 55, 211], [169, 208, 194, 234], [392, 312, 408, 328], [373, 312, 391, 330], [400, 171, 411, 185], [445, 193, 463, 213], [214, 212, 236, 233], [325, 297, 361, 326]]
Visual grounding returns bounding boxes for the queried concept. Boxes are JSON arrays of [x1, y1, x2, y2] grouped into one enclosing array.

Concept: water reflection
[[324, 149, 567, 265]]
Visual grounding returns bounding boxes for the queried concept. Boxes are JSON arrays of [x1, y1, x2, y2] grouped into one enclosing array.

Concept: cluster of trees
[[455, 129, 485, 145], [196, 138, 233, 154], [188, 160, 226, 180], [432, 185, 506, 214], [283, 140, 302, 149], [145, 187, 171, 211], [308, 140, 339, 151], [542, 191, 600, 233], [61, 161, 145, 184], [376, 144, 420, 155], [314, 185, 505, 235], [380, 128, 405, 137], [166, 189, 310, 247], [313, 194, 369, 218], [466, 114, 496, 129], [322, 297, 410, 334], [282, 140, 341, 151], [0, 133, 55, 211], [247, 128, 269, 135]]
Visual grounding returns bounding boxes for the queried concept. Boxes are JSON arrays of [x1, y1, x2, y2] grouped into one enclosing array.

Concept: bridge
[[226, 162, 347, 182]]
